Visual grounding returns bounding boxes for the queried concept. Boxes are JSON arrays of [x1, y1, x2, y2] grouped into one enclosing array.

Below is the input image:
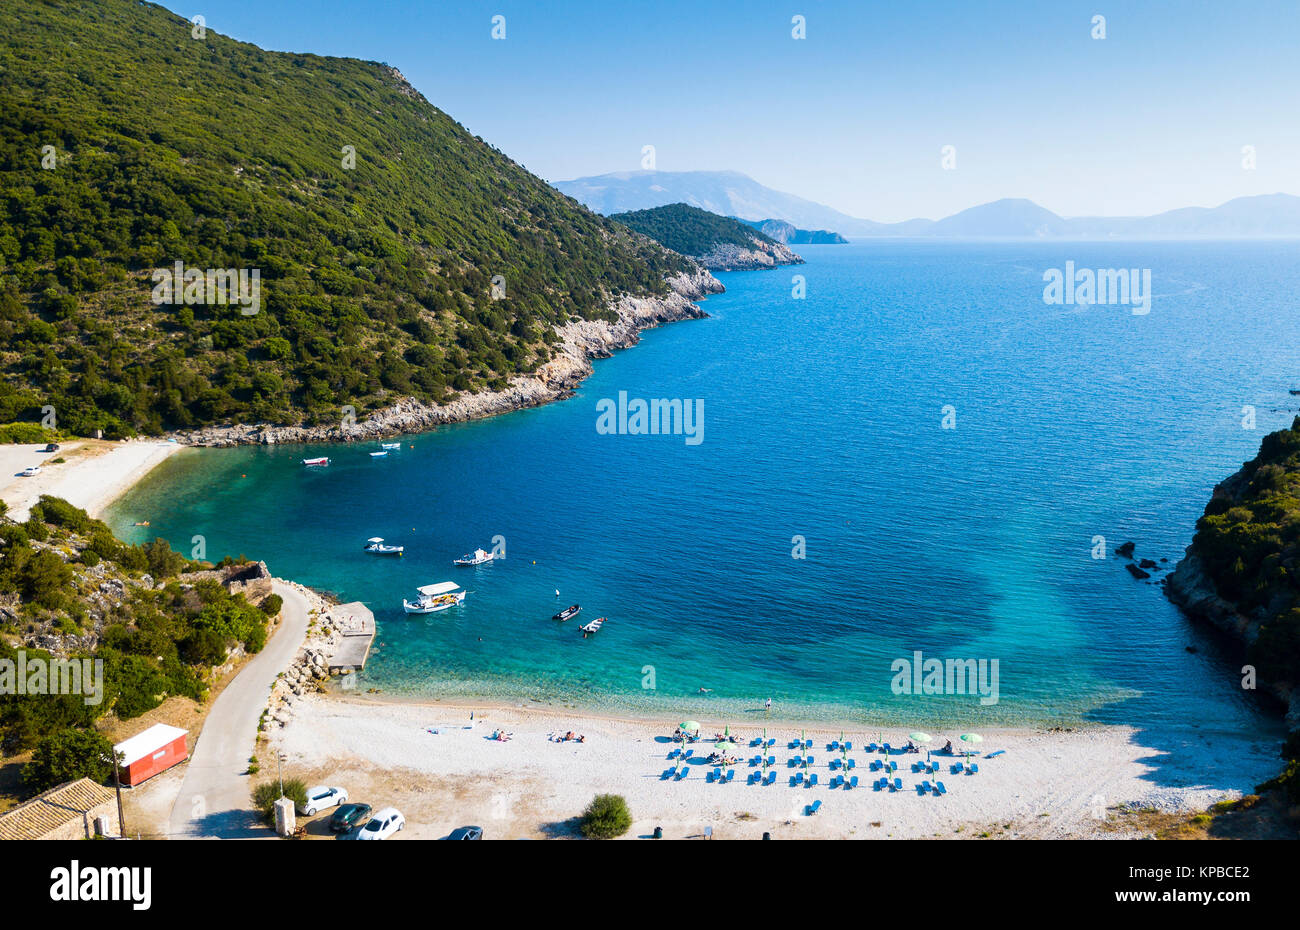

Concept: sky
[[161, 0, 1300, 222]]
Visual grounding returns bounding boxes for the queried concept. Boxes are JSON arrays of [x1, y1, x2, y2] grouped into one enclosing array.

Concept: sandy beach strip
[[268, 693, 1280, 840], [0, 438, 184, 522]]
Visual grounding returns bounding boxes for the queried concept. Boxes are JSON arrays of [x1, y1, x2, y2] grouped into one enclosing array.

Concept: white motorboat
[[380, 442, 401, 450], [580, 617, 607, 635], [403, 581, 466, 614], [453, 547, 495, 566], [302, 457, 329, 467], [364, 537, 404, 555], [369, 450, 388, 458]]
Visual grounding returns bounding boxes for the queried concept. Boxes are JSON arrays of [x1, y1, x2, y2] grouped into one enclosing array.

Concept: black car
[[330, 802, 372, 833], [42, 443, 59, 453], [445, 826, 483, 840]]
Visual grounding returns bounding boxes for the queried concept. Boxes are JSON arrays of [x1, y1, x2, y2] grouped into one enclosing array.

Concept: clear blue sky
[[163, 0, 1299, 222]]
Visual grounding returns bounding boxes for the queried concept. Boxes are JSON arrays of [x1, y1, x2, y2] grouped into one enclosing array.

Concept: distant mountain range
[[554, 170, 1300, 239]]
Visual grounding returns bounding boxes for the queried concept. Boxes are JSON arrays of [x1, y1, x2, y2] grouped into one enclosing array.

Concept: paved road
[[167, 581, 310, 838]]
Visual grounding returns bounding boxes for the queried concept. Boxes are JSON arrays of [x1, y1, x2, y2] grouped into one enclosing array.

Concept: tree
[[22, 728, 115, 793], [578, 793, 631, 839]]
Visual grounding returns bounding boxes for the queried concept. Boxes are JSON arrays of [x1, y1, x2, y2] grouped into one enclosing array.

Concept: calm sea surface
[[107, 241, 1300, 737]]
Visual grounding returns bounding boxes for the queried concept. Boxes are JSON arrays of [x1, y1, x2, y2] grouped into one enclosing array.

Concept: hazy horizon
[[157, 0, 1300, 222]]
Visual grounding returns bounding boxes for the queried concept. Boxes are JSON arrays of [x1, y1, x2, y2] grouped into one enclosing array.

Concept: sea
[[106, 240, 1299, 742]]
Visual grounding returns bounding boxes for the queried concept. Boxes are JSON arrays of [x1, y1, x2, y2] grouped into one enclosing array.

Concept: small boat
[[403, 581, 466, 614], [302, 457, 330, 467], [380, 442, 401, 451], [363, 537, 404, 556], [453, 548, 495, 566], [369, 450, 388, 458], [579, 617, 607, 635], [553, 604, 581, 622]]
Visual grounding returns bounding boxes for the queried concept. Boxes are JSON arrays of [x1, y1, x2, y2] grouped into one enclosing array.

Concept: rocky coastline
[[1165, 549, 1299, 731], [169, 268, 724, 447], [692, 240, 804, 272]]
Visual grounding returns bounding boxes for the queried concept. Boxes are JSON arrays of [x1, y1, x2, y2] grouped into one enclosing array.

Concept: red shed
[[113, 724, 189, 786]]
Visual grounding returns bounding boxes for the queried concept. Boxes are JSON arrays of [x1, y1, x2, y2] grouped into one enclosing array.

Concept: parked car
[[445, 826, 483, 840], [18, 466, 39, 477], [299, 785, 348, 816], [356, 807, 404, 840], [42, 443, 59, 453], [330, 802, 372, 833]]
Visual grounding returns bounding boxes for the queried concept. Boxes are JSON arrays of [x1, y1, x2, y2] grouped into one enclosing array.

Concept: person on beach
[[942, 739, 954, 754], [765, 697, 772, 712]]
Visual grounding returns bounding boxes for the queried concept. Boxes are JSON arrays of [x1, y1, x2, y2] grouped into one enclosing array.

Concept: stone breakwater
[[169, 269, 724, 447]]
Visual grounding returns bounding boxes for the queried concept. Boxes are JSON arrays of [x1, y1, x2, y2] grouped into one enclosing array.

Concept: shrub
[[578, 793, 631, 839], [259, 593, 283, 616], [22, 728, 115, 793], [253, 778, 308, 822]]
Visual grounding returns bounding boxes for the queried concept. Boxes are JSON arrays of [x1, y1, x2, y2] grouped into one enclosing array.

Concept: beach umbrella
[[910, 732, 932, 743], [960, 732, 983, 762], [680, 721, 700, 732]]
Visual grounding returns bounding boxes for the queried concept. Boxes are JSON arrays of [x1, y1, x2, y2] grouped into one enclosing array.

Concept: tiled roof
[[0, 777, 116, 840]]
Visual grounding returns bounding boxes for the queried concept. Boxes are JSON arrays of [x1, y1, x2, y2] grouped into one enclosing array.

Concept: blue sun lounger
[[662, 768, 676, 780], [848, 775, 859, 790], [765, 770, 777, 785], [806, 799, 822, 816], [967, 763, 979, 775], [844, 741, 853, 751], [892, 777, 903, 792], [828, 740, 839, 751], [676, 767, 689, 780], [935, 780, 947, 795], [726, 768, 736, 782], [807, 773, 818, 787], [918, 780, 931, 795], [951, 762, 964, 774]]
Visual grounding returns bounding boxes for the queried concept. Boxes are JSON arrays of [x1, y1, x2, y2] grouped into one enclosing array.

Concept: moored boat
[[380, 442, 401, 450], [403, 581, 466, 614], [553, 604, 581, 621], [580, 617, 607, 635], [453, 547, 495, 566], [363, 537, 404, 555], [369, 450, 388, 458], [302, 457, 330, 467]]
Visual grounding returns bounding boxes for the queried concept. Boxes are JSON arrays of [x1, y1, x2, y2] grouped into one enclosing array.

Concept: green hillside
[[0, 494, 276, 795], [609, 203, 780, 257], [0, 0, 691, 437]]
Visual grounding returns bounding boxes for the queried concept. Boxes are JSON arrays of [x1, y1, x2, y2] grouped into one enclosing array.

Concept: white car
[[356, 807, 404, 840], [299, 785, 348, 816], [18, 466, 39, 477]]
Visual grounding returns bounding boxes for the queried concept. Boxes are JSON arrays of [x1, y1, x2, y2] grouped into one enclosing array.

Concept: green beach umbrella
[[960, 732, 983, 761], [680, 721, 700, 732], [910, 732, 933, 743]]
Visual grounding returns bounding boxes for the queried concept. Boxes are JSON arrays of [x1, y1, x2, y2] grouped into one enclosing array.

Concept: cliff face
[[1165, 429, 1300, 732], [692, 240, 804, 271], [1166, 552, 1299, 731], [170, 269, 724, 446]]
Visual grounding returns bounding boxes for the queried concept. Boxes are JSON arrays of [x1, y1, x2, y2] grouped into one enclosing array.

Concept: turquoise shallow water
[[107, 241, 1298, 737]]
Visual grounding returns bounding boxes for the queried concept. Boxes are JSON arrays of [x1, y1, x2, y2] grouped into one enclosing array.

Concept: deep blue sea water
[[106, 241, 1300, 737]]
